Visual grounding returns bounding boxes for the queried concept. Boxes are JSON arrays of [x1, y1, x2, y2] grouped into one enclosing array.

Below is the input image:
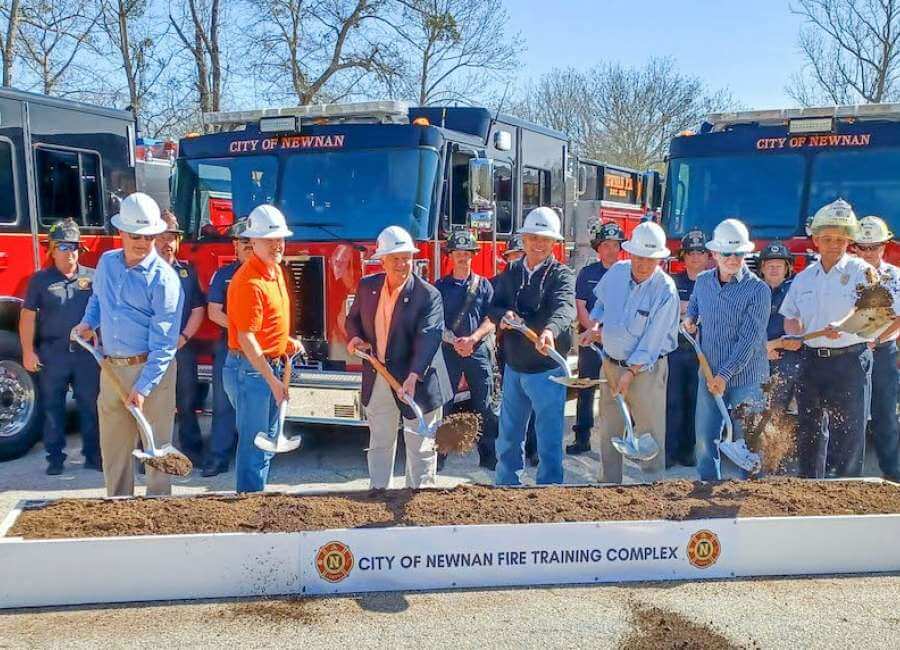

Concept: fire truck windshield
[[173, 147, 440, 240]]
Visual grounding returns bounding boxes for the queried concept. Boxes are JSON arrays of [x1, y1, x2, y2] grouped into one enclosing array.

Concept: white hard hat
[[111, 192, 165, 236], [810, 198, 859, 236], [855, 215, 893, 244], [706, 218, 755, 254], [243, 204, 293, 239], [373, 225, 419, 258], [621, 221, 670, 259], [518, 207, 564, 241]]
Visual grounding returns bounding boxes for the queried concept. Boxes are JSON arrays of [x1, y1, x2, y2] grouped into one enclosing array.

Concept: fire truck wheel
[[0, 336, 41, 462]]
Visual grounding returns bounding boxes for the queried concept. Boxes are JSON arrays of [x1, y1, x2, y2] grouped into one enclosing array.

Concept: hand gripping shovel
[[72, 334, 192, 477], [501, 315, 603, 390], [679, 327, 761, 473], [589, 343, 660, 462], [354, 348, 439, 438], [254, 353, 302, 453]]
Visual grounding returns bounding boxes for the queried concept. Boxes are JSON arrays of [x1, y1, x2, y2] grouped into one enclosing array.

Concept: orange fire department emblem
[[315, 541, 354, 583], [687, 530, 721, 569]]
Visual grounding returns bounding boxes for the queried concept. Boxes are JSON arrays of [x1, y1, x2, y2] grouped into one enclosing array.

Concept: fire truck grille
[[284, 256, 326, 342], [334, 404, 356, 418]]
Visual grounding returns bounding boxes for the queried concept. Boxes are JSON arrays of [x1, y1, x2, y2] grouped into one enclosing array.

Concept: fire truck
[[662, 104, 900, 269], [171, 101, 656, 429], [0, 88, 136, 460]]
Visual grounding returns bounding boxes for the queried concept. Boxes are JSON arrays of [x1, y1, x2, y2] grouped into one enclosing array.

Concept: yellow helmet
[[810, 198, 859, 237], [855, 216, 893, 245]]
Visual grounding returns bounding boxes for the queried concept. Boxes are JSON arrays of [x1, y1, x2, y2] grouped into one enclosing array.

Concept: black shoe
[[478, 455, 497, 471], [566, 441, 591, 455], [202, 462, 229, 478], [46, 461, 64, 476], [84, 456, 103, 471]]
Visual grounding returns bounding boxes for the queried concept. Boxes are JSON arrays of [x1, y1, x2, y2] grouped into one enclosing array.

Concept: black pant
[[665, 347, 699, 465], [175, 345, 203, 458], [869, 342, 899, 480], [796, 345, 871, 478], [572, 345, 601, 444]]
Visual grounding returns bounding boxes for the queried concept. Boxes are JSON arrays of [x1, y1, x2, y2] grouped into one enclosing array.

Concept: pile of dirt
[[8, 479, 900, 540], [143, 451, 193, 477], [435, 412, 481, 455], [619, 603, 748, 649]]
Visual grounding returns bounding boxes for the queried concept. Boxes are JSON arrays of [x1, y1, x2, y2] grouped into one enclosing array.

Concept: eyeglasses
[[720, 251, 746, 258], [56, 242, 78, 252], [855, 244, 884, 252]]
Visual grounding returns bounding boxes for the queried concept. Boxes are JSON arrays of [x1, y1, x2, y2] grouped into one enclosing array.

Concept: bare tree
[[0, 0, 22, 86], [17, 0, 102, 95], [170, 0, 222, 120], [384, 0, 521, 105], [789, 0, 900, 105]]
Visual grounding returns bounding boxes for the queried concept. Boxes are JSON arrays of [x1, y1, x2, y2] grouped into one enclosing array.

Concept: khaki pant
[[98, 361, 177, 497], [365, 375, 439, 489], [594, 357, 667, 484]]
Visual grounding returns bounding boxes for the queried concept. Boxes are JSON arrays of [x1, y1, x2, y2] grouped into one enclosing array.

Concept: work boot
[[46, 461, 64, 476], [566, 440, 591, 455], [202, 461, 229, 478]]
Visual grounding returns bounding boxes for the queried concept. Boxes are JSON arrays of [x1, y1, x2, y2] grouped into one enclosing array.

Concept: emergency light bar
[[706, 103, 900, 131], [259, 116, 299, 133], [788, 117, 833, 134], [204, 100, 410, 131]]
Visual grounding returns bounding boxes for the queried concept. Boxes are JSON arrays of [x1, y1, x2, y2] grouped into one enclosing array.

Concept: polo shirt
[[575, 260, 613, 314], [23, 265, 95, 345], [227, 253, 291, 357]]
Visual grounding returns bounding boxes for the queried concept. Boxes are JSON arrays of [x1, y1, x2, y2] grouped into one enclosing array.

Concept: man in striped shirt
[[684, 219, 770, 481]]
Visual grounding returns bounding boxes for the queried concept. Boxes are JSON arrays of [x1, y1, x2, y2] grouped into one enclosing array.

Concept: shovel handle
[[354, 348, 405, 395]]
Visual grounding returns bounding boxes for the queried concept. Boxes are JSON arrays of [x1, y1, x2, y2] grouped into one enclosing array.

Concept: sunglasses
[[720, 251, 747, 258], [56, 242, 78, 252], [855, 244, 884, 252]]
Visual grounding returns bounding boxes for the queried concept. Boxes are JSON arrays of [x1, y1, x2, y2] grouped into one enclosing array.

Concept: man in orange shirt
[[223, 205, 302, 492]]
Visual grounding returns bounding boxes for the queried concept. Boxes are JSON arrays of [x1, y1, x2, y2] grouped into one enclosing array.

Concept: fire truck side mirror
[[468, 158, 494, 210]]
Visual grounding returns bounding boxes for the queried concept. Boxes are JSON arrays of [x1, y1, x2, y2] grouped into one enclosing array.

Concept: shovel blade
[[840, 306, 895, 338], [254, 431, 302, 453], [548, 376, 604, 389], [611, 433, 660, 462], [718, 439, 761, 473]]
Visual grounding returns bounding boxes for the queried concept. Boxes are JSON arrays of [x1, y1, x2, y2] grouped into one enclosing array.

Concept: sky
[[503, 0, 808, 110]]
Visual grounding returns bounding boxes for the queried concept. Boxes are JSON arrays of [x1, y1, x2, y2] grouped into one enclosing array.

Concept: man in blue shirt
[[19, 219, 100, 475], [665, 229, 709, 468], [435, 230, 498, 469], [568, 221, 624, 455], [581, 221, 679, 484], [203, 219, 252, 476], [73, 193, 184, 497], [156, 210, 207, 465], [684, 219, 770, 481]]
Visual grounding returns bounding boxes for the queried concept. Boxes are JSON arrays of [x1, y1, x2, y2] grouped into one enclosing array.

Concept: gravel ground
[[1, 415, 896, 648]]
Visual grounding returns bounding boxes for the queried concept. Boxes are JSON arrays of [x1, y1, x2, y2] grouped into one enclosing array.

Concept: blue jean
[[695, 380, 764, 481], [572, 345, 602, 443], [208, 340, 238, 467], [869, 342, 899, 480], [175, 345, 202, 458], [222, 352, 279, 492], [495, 365, 566, 485]]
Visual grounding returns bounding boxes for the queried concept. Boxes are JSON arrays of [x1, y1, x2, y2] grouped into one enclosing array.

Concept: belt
[[228, 349, 284, 366], [803, 342, 866, 359], [605, 355, 630, 368], [105, 353, 148, 367]]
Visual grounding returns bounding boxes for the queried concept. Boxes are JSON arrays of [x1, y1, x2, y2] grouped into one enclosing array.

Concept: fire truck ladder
[[202, 100, 411, 131]]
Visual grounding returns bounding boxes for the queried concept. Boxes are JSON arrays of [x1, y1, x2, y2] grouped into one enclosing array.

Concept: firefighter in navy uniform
[[665, 229, 708, 467], [759, 241, 801, 416], [203, 219, 252, 476], [155, 210, 207, 465], [568, 221, 624, 455], [18, 219, 100, 475], [435, 230, 499, 469]]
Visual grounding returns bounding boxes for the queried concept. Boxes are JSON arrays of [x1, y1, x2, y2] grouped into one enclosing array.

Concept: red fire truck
[[662, 104, 900, 269], [0, 88, 136, 460]]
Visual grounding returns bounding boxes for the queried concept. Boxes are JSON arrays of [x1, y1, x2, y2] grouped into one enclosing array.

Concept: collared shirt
[[375, 275, 410, 362], [434, 272, 493, 338], [227, 253, 291, 357], [575, 260, 613, 313], [780, 253, 878, 348], [877, 260, 900, 342], [523, 256, 550, 281], [23, 264, 95, 346], [589, 261, 679, 367], [170, 259, 206, 330], [687, 265, 770, 386], [208, 260, 241, 337], [766, 279, 792, 340], [81, 248, 184, 396]]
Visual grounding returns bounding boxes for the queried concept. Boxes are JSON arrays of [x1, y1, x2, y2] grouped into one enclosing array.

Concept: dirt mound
[[435, 412, 481, 455], [143, 451, 193, 477], [619, 603, 748, 649], [8, 479, 900, 540]]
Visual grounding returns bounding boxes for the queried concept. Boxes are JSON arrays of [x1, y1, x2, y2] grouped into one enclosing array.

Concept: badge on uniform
[[841, 273, 849, 286], [179, 268, 189, 278], [77, 277, 91, 290]]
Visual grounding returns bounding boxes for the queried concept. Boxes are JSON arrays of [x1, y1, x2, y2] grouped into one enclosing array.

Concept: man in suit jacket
[[346, 226, 447, 489]]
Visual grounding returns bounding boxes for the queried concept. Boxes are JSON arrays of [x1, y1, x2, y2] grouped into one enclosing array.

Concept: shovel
[[501, 315, 603, 390], [72, 334, 192, 476], [353, 348, 439, 438], [679, 326, 761, 473], [589, 343, 660, 462], [254, 353, 302, 453], [784, 305, 896, 343]]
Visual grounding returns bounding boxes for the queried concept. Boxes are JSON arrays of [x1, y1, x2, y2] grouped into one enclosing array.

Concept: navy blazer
[[346, 272, 445, 419]]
